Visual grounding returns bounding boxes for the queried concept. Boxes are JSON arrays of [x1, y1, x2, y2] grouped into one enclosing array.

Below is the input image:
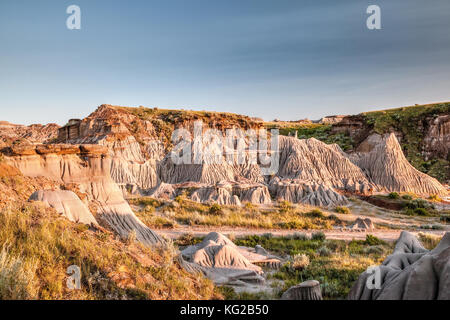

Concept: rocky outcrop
[[269, 136, 373, 206], [189, 184, 242, 206], [330, 115, 371, 146], [348, 231, 450, 300], [60, 107, 448, 206], [319, 115, 347, 125], [423, 114, 450, 160], [271, 179, 348, 207], [4, 104, 447, 208], [277, 137, 373, 194], [2, 144, 164, 246], [350, 218, 374, 231], [29, 190, 98, 226], [352, 133, 447, 196], [235, 184, 272, 205], [55, 105, 269, 204], [330, 104, 450, 183], [0, 121, 59, 147]]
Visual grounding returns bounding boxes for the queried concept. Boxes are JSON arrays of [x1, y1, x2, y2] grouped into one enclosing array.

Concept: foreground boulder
[[29, 190, 98, 226], [348, 231, 450, 300]]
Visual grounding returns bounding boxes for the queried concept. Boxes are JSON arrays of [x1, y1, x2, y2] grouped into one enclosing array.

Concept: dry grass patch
[[132, 197, 342, 230], [0, 201, 219, 300]]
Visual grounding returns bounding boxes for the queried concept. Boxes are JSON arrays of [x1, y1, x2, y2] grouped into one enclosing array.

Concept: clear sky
[[1, 0, 450, 125]]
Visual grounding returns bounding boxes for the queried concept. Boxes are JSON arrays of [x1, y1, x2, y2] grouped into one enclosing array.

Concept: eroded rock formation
[[2, 104, 448, 209], [348, 231, 450, 300], [29, 190, 98, 226], [351, 133, 447, 196], [180, 232, 279, 286], [423, 114, 450, 160], [350, 218, 374, 231], [0, 121, 59, 148], [2, 144, 163, 246]]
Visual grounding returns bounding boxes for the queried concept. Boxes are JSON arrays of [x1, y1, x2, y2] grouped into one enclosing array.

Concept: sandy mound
[[348, 231, 450, 300], [29, 190, 98, 226]]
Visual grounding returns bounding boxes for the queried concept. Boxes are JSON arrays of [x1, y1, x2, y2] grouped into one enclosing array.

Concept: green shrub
[[335, 206, 350, 214], [278, 200, 293, 213], [440, 215, 450, 224], [402, 194, 413, 200], [208, 203, 223, 215], [316, 246, 332, 257], [133, 197, 161, 208], [420, 224, 444, 230], [306, 209, 325, 219], [311, 231, 326, 241], [176, 233, 202, 247], [428, 194, 442, 202], [261, 233, 273, 239], [414, 208, 429, 216], [175, 193, 188, 204], [406, 199, 433, 210], [292, 232, 309, 241], [244, 202, 256, 212], [388, 192, 400, 199], [363, 245, 385, 255], [364, 234, 385, 246], [144, 205, 155, 214]]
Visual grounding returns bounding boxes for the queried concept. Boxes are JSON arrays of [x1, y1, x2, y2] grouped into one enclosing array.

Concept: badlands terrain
[[0, 102, 448, 299]]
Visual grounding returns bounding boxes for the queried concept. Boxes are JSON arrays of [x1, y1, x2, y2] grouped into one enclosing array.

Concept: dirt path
[[157, 225, 446, 242]]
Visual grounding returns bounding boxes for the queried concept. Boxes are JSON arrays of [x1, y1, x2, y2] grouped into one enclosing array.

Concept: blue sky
[[1, 0, 450, 125]]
